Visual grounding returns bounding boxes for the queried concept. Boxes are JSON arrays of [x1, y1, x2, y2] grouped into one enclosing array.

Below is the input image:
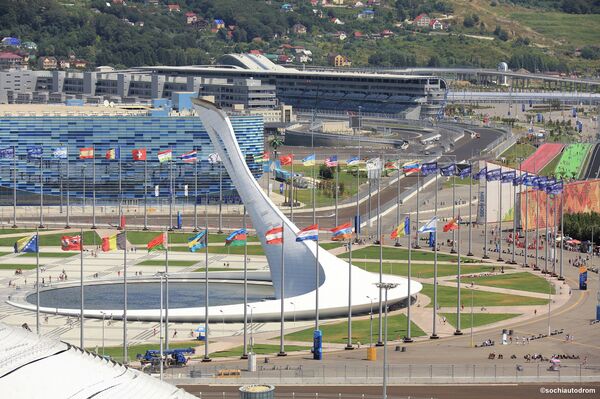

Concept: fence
[[166, 363, 600, 385]]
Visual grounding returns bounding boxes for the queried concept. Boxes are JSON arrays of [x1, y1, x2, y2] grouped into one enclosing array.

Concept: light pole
[[366, 295, 374, 347], [101, 311, 106, 357], [375, 282, 398, 399], [155, 271, 167, 381], [247, 305, 255, 352], [219, 309, 225, 336], [290, 301, 296, 324]]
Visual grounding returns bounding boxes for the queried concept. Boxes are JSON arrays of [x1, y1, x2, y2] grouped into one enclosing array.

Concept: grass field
[[420, 283, 549, 307], [440, 313, 521, 330], [538, 155, 562, 177], [0, 252, 12, 257], [443, 177, 475, 189], [18, 252, 78, 258], [170, 244, 265, 255], [136, 260, 198, 267], [554, 143, 592, 180], [0, 231, 100, 248], [0, 228, 41, 235], [320, 242, 344, 250], [511, 12, 600, 47], [93, 340, 202, 362], [0, 263, 37, 270], [340, 246, 473, 263], [499, 143, 537, 169], [192, 267, 237, 272], [353, 261, 502, 279], [453, 272, 555, 295], [126, 231, 259, 245], [283, 314, 426, 344], [211, 343, 310, 358]]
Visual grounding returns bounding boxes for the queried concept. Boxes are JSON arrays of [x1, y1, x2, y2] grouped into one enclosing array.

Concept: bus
[[420, 133, 441, 146]]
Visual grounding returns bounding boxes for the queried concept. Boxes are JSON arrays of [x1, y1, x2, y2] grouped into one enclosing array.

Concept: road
[[584, 144, 600, 179]]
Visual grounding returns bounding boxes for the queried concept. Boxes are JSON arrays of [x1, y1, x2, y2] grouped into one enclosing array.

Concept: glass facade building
[[0, 115, 264, 204]]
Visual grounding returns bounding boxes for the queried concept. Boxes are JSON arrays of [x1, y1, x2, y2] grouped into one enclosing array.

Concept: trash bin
[[367, 347, 377, 361], [247, 353, 257, 372], [239, 385, 275, 399]]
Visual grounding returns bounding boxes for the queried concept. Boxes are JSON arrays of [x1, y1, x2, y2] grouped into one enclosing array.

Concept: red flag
[[61, 235, 82, 251], [265, 226, 283, 244], [79, 148, 94, 159], [279, 154, 293, 166], [443, 218, 459, 232], [132, 148, 147, 161]]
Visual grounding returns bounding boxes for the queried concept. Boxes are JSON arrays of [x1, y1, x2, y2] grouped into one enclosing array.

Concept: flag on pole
[[0, 147, 14, 158], [105, 148, 120, 160], [265, 226, 284, 244], [513, 174, 524, 186], [296, 224, 319, 242], [486, 168, 502, 181], [132, 148, 147, 161], [325, 156, 338, 167], [501, 171, 516, 183], [157, 149, 173, 163], [147, 232, 167, 252], [279, 154, 293, 166], [53, 147, 67, 159], [456, 164, 471, 178], [331, 222, 353, 241], [14, 235, 38, 253], [61, 235, 82, 251], [79, 147, 94, 159], [443, 218, 459, 232], [188, 230, 207, 252], [208, 152, 221, 164], [402, 161, 421, 173], [27, 146, 42, 159], [181, 150, 198, 163], [225, 229, 247, 246], [255, 152, 269, 163], [391, 216, 410, 239], [384, 160, 398, 170], [472, 167, 487, 180], [421, 161, 438, 176], [440, 164, 456, 176], [418, 217, 437, 233], [346, 156, 360, 166], [101, 232, 127, 252], [302, 154, 316, 166], [547, 180, 564, 195]]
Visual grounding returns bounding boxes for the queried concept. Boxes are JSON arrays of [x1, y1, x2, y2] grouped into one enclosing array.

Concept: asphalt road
[[584, 144, 600, 179]]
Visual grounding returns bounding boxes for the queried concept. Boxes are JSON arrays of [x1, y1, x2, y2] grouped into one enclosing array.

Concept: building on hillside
[[334, 31, 347, 41], [58, 59, 71, 69], [185, 11, 198, 24], [357, 9, 374, 19], [292, 23, 307, 35], [0, 52, 24, 70], [72, 59, 88, 69], [38, 56, 58, 70], [281, 3, 293, 12], [1, 37, 21, 47], [414, 13, 431, 28], [295, 49, 313, 63], [329, 54, 351, 67], [429, 18, 445, 30], [167, 4, 180, 12], [21, 41, 37, 51]]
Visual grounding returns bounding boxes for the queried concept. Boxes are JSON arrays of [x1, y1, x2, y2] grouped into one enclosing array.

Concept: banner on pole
[[184, 185, 189, 197], [155, 185, 159, 197]]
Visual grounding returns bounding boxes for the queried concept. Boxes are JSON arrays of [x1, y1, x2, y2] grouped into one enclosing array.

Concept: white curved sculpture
[[8, 100, 421, 322]]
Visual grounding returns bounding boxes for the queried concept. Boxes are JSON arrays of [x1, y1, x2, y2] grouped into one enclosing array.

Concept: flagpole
[[315, 234, 320, 332], [290, 157, 294, 224], [123, 230, 128, 364], [498, 178, 504, 262], [335, 153, 339, 227], [467, 161, 473, 256], [267, 150, 271, 198], [66, 147, 71, 229], [356, 136, 361, 240], [36, 229, 40, 335], [545, 190, 549, 274], [218, 161, 223, 233], [39, 152, 44, 229], [535, 185, 540, 271], [450, 167, 457, 254], [241, 208, 249, 359], [312, 134, 316, 226], [165, 232, 169, 349], [143, 156, 148, 230], [91, 146, 96, 230], [510, 177, 517, 264], [553, 195, 557, 276], [278, 223, 286, 356], [118, 146, 122, 230], [377, 161, 383, 347], [404, 216, 413, 343], [395, 162, 401, 247], [194, 148, 198, 232], [415, 171, 421, 249], [454, 215, 462, 335], [483, 169, 489, 259], [345, 236, 353, 349], [80, 227, 84, 348], [431, 171, 439, 339], [12, 145, 17, 228], [525, 182, 529, 267], [202, 197, 211, 362], [559, 191, 564, 280], [169, 156, 173, 231]]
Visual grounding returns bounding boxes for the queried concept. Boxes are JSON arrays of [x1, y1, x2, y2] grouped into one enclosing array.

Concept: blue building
[[0, 115, 264, 204]]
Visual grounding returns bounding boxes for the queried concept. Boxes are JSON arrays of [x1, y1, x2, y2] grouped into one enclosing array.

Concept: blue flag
[[472, 167, 487, 180], [536, 176, 548, 190], [440, 164, 456, 176], [188, 230, 207, 252], [0, 147, 15, 159], [547, 180, 564, 195], [512, 174, 524, 186], [421, 161, 438, 176], [486, 169, 502, 181], [14, 235, 38, 253], [27, 146, 42, 159], [523, 174, 536, 187], [501, 171, 516, 183], [456, 164, 471, 178], [53, 147, 67, 159]]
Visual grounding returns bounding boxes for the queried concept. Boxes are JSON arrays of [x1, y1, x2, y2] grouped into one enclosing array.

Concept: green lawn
[[320, 242, 344, 250], [511, 12, 600, 47], [91, 340, 202, 363], [453, 272, 555, 295], [211, 343, 310, 358], [0, 228, 41, 235], [341, 246, 473, 263], [0, 231, 100, 247], [440, 313, 521, 330], [420, 283, 549, 308], [0, 252, 12, 257], [554, 143, 592, 180], [0, 263, 37, 270], [283, 314, 425, 345], [136, 260, 198, 267], [126, 231, 259, 245], [19, 252, 78, 258], [538, 154, 562, 177], [443, 177, 475, 189], [498, 143, 537, 169], [353, 261, 502, 279], [192, 267, 237, 272], [170, 244, 265, 256]]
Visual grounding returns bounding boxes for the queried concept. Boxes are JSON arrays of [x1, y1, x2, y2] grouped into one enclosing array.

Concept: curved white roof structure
[[0, 323, 195, 399]]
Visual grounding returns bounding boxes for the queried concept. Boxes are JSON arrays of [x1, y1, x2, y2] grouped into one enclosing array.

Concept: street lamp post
[[366, 295, 374, 347], [376, 282, 398, 399], [101, 311, 106, 357]]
